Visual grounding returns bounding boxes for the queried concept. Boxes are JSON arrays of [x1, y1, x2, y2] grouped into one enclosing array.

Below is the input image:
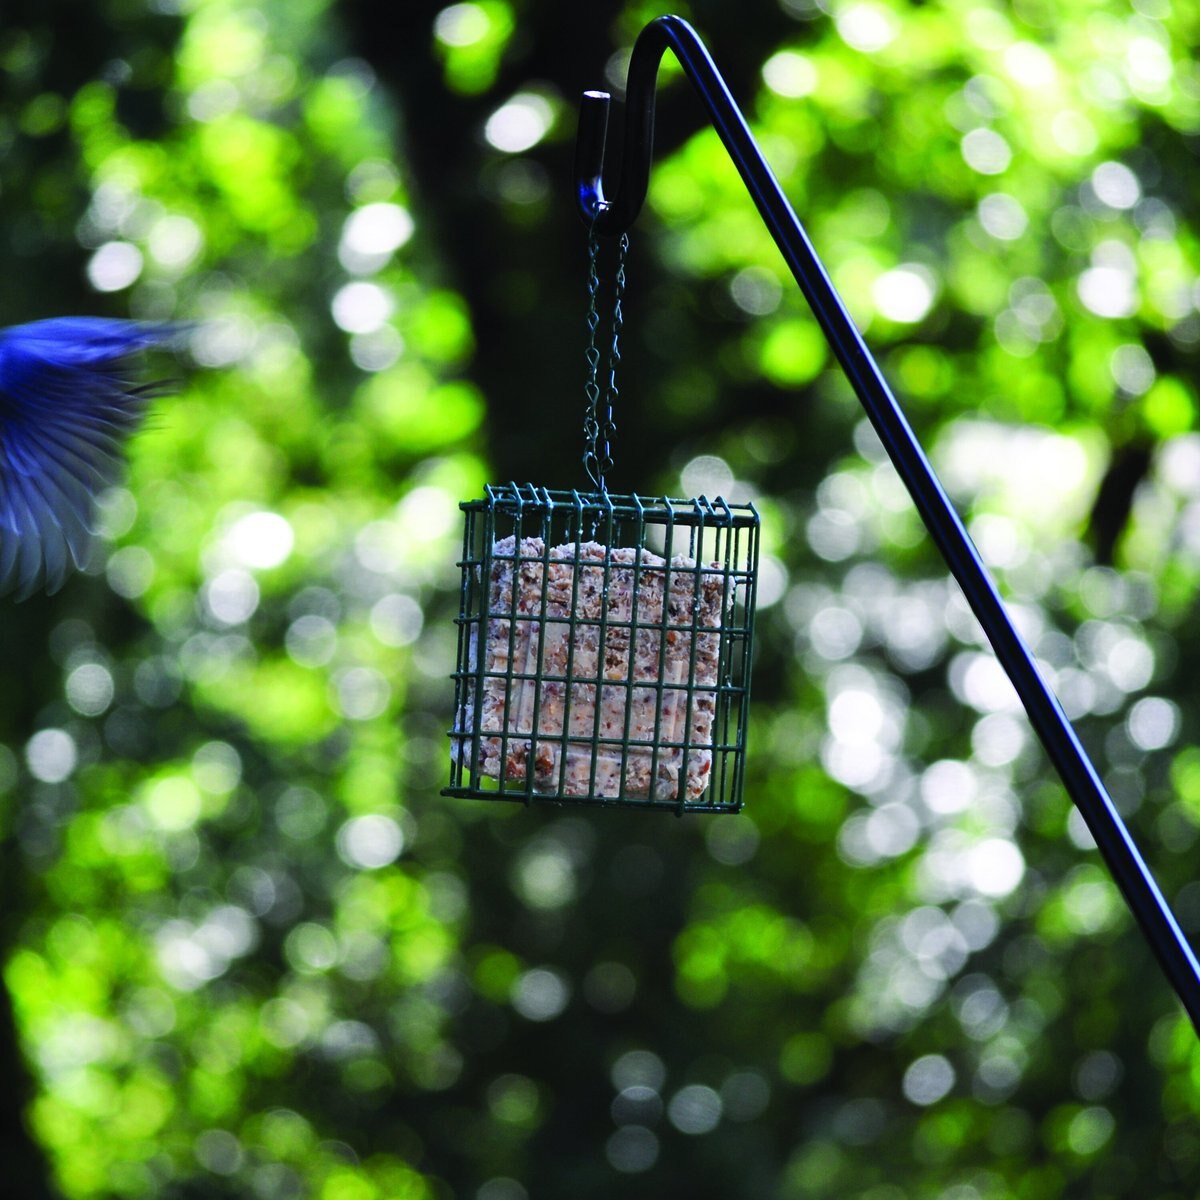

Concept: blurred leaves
[[2, 0, 1200, 1197]]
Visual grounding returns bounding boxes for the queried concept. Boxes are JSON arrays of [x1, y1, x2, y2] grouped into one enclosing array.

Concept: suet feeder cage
[[445, 485, 759, 813]]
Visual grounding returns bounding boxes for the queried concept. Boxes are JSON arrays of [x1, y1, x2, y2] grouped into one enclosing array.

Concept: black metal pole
[[575, 13, 1200, 1034]]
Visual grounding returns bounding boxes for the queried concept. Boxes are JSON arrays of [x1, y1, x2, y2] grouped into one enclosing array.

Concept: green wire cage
[[444, 484, 760, 813]]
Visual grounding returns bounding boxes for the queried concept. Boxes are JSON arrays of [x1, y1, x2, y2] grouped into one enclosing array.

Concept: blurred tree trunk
[[0, 598, 115, 1197], [0, 924, 56, 1198]]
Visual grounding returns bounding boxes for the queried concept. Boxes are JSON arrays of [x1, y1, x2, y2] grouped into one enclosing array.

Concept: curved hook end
[[575, 90, 612, 225]]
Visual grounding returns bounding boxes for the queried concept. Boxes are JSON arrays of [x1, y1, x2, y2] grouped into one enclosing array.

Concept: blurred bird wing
[[0, 318, 175, 600]]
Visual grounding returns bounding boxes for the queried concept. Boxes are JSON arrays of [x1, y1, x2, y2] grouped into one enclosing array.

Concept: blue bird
[[0, 317, 179, 601]]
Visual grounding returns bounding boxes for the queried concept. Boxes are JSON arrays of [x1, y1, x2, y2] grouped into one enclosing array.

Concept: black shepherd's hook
[[575, 13, 1200, 1035]]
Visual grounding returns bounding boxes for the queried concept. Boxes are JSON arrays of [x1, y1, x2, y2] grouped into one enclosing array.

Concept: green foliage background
[[2, 0, 1200, 1196]]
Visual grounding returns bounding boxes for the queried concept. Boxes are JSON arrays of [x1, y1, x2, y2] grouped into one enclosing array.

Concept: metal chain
[[583, 219, 604, 492], [599, 232, 627, 486], [583, 223, 628, 495]]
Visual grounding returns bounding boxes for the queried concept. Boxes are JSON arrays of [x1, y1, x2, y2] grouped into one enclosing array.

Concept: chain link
[[583, 222, 628, 495]]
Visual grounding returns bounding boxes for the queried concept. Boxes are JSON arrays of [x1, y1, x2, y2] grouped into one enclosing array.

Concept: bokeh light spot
[[484, 93, 553, 153], [606, 1125, 658, 1173], [25, 728, 78, 783], [87, 241, 143, 291], [667, 1084, 723, 1134], [836, 2, 898, 52], [435, 3, 490, 47], [1126, 696, 1179, 751], [66, 663, 115, 717], [339, 202, 414, 273], [968, 838, 1025, 898], [336, 814, 405, 869], [762, 51, 817, 98], [961, 128, 1011, 175], [873, 265, 936, 323], [511, 967, 571, 1021], [332, 281, 394, 334], [902, 1054, 955, 1105]]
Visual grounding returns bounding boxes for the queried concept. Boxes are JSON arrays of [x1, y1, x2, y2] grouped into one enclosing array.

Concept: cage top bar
[[574, 13, 1200, 1034], [464, 484, 760, 524]]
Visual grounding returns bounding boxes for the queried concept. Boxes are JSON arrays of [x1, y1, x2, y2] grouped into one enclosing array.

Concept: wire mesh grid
[[444, 483, 759, 813]]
